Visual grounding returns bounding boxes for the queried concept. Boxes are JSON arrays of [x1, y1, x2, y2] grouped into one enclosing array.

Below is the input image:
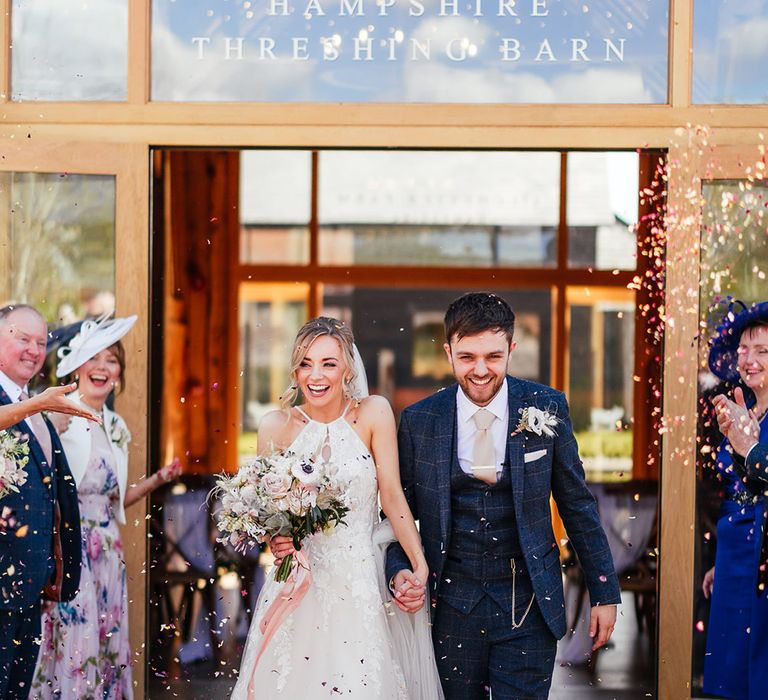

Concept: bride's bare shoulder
[[257, 408, 295, 437], [257, 408, 304, 454], [357, 395, 395, 421]]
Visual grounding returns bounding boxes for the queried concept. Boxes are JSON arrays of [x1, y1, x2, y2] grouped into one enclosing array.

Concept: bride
[[231, 317, 442, 699]]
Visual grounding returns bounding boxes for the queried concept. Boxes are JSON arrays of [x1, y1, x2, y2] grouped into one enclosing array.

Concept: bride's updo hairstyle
[[280, 316, 358, 408]]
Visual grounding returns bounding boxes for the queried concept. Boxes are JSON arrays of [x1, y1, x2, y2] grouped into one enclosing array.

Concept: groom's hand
[[392, 569, 425, 614], [589, 604, 617, 651]]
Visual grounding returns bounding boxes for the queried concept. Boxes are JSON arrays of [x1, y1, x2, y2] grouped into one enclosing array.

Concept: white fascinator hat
[[56, 314, 138, 378]]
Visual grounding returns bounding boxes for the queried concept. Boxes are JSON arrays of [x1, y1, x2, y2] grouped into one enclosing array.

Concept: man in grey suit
[[386, 293, 619, 700]]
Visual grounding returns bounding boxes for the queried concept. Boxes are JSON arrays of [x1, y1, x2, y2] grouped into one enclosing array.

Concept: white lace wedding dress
[[232, 408, 435, 699]]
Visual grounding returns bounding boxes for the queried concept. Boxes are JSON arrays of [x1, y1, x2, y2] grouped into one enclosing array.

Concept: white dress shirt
[[0, 369, 25, 404], [456, 378, 509, 477]]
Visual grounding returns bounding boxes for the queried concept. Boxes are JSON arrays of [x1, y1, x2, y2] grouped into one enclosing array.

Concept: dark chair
[[604, 479, 659, 639], [149, 475, 222, 673], [561, 479, 658, 672]]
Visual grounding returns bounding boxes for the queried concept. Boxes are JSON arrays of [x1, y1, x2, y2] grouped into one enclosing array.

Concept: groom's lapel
[[506, 377, 527, 512], [433, 386, 457, 543]]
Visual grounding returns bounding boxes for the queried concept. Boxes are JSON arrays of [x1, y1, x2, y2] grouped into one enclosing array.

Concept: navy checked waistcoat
[[441, 453, 522, 614]]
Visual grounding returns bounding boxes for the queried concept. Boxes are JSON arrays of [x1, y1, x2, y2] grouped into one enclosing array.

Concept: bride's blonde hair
[[280, 317, 358, 408]]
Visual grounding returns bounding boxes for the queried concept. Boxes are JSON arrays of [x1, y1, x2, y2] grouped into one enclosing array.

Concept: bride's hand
[[413, 562, 429, 590], [269, 535, 297, 564], [392, 563, 428, 614]]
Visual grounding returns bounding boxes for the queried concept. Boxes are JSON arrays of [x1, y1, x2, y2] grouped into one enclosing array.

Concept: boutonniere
[[109, 416, 131, 451], [512, 406, 559, 437], [0, 429, 30, 500]]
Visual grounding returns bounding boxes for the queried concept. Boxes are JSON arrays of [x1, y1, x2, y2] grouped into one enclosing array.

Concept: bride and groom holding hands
[[232, 292, 620, 700]]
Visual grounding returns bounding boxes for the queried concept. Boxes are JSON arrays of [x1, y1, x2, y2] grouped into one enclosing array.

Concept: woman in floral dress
[[31, 316, 180, 699]]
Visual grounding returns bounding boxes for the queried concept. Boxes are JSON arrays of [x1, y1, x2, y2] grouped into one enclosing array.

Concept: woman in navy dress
[[703, 301, 768, 700]]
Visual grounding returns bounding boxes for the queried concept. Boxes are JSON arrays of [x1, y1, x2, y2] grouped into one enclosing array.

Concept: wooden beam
[[657, 130, 702, 700], [669, 0, 693, 108], [127, 0, 150, 104], [0, 1, 10, 102], [116, 146, 150, 699], [238, 264, 636, 289], [1, 101, 768, 129], [633, 151, 666, 481]]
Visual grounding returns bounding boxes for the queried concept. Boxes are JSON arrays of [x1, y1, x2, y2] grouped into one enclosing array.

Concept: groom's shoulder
[[511, 376, 565, 403]]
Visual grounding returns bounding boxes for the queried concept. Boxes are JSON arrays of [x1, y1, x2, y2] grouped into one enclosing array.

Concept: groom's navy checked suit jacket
[[385, 376, 621, 640]]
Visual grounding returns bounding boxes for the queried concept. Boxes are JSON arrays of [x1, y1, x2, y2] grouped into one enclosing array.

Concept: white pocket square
[[524, 449, 548, 464]]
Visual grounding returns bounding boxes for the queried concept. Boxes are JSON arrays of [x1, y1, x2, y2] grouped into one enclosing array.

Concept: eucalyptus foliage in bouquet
[[215, 451, 349, 582], [0, 430, 30, 500]]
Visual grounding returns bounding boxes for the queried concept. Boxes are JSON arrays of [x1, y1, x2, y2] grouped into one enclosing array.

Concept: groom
[[0, 304, 82, 699], [386, 293, 620, 699]]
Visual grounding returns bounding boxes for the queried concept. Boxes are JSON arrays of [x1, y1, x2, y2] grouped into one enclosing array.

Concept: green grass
[[575, 429, 633, 458], [239, 431, 259, 457]]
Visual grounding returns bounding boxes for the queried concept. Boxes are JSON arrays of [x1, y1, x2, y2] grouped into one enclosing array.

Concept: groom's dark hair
[[444, 293, 515, 344]]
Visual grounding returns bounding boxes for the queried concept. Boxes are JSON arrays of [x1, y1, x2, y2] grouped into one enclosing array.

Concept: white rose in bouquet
[[286, 487, 317, 515], [262, 471, 292, 499]]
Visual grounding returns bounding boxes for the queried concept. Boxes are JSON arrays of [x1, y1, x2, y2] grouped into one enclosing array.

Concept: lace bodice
[[287, 407, 379, 550]]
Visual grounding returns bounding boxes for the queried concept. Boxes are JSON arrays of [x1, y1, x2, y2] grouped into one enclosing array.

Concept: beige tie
[[472, 408, 497, 485], [20, 391, 53, 465]]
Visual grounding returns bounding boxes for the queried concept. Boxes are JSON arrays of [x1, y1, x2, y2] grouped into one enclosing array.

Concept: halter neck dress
[[232, 405, 407, 699]]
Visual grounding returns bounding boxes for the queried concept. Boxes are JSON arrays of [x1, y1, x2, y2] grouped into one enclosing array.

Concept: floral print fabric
[[31, 424, 132, 699]]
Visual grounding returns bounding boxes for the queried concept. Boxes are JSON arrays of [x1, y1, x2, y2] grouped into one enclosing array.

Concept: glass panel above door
[[11, 0, 128, 101], [151, 0, 669, 103], [693, 0, 768, 104]]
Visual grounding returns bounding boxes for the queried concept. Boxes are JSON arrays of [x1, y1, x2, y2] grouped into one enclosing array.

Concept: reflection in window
[[11, 0, 128, 101], [0, 172, 116, 323], [699, 181, 768, 312], [567, 288, 635, 481], [151, 0, 668, 103], [240, 152, 311, 265], [321, 286, 550, 414], [239, 283, 309, 448], [567, 152, 639, 270], [693, 0, 768, 104], [319, 152, 559, 267]]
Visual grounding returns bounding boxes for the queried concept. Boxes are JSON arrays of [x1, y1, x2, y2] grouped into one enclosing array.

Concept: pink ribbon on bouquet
[[247, 549, 312, 698]]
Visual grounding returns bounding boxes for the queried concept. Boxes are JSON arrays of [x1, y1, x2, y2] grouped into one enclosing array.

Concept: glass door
[[0, 140, 150, 691], [659, 139, 768, 699]]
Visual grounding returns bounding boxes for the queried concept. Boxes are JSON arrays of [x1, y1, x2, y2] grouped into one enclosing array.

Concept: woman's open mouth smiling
[[307, 383, 330, 397], [89, 373, 110, 388]]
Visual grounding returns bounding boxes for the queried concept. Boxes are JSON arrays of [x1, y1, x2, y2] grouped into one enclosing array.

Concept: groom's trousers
[[433, 568, 557, 700]]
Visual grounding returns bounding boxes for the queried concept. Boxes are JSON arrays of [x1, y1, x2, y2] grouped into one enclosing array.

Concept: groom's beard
[[454, 372, 505, 407]]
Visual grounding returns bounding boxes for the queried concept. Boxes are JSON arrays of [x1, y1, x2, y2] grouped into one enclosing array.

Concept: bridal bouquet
[[0, 430, 30, 501], [215, 451, 349, 582]]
